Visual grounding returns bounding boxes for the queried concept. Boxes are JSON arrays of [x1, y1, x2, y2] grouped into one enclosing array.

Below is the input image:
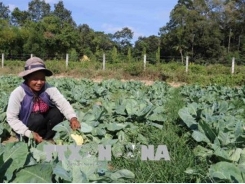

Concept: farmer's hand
[[70, 117, 81, 130], [32, 131, 43, 143]]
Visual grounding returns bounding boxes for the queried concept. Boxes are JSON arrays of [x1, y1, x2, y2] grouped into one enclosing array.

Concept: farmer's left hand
[[70, 117, 81, 130]]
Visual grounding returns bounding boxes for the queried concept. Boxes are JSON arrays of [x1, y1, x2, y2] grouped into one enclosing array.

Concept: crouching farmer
[[6, 57, 80, 143]]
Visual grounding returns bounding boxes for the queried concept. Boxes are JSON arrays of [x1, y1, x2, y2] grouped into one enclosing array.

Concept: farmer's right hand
[[32, 131, 43, 143]]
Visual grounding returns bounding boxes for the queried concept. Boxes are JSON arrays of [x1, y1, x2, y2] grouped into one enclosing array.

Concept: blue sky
[[3, 0, 178, 41]]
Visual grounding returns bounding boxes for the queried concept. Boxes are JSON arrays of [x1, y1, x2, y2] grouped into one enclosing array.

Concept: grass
[[111, 87, 209, 182], [2, 60, 245, 87]]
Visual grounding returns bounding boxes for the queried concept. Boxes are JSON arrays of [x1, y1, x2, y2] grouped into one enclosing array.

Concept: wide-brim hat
[[18, 57, 53, 77]]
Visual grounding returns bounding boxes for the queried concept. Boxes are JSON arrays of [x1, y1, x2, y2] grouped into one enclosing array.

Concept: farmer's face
[[26, 71, 46, 92]]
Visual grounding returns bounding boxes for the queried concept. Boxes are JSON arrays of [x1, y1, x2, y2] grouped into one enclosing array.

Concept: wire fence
[[1, 53, 182, 62], [2, 53, 244, 66], [1, 53, 241, 75]]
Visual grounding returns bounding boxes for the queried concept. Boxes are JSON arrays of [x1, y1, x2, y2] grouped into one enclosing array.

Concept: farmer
[[6, 57, 81, 143]]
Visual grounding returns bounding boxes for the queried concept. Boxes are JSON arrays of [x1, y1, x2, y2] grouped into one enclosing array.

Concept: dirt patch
[[168, 82, 187, 88], [2, 136, 18, 145], [52, 75, 185, 87]]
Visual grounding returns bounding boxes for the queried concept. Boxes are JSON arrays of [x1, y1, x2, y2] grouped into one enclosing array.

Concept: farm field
[[1, 75, 245, 182]]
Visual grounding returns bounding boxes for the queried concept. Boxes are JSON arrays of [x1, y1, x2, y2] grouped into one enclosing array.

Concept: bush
[[189, 64, 207, 75], [69, 49, 79, 62], [124, 62, 144, 76]]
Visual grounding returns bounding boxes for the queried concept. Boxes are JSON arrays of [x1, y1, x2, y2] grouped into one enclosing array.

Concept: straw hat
[[18, 57, 53, 77]]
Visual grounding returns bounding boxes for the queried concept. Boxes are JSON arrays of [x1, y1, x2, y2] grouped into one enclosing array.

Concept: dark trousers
[[26, 107, 64, 140]]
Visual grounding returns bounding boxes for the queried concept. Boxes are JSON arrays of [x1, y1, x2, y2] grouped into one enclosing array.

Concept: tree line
[[0, 0, 244, 64]]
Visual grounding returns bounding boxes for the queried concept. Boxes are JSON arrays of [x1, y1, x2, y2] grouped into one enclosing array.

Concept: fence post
[[66, 54, 69, 68], [1, 53, 4, 68], [231, 57, 235, 75], [143, 54, 146, 71], [31, 54, 33, 58], [185, 56, 189, 73], [103, 53, 105, 70]]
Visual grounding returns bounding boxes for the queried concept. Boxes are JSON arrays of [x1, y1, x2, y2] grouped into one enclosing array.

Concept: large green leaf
[[100, 137, 118, 145], [52, 120, 72, 134], [0, 142, 28, 182], [52, 120, 73, 143], [136, 102, 153, 117], [92, 127, 106, 136], [80, 122, 93, 133], [12, 163, 53, 183], [234, 121, 243, 139], [72, 163, 88, 183], [193, 145, 213, 158], [0, 124, 3, 140], [103, 100, 116, 114], [110, 169, 135, 181], [147, 109, 167, 122], [115, 99, 127, 115], [178, 106, 198, 129], [125, 99, 138, 116], [107, 122, 128, 131], [192, 131, 210, 143], [218, 101, 229, 114], [213, 146, 231, 161], [209, 162, 243, 182], [229, 148, 243, 162], [0, 112, 6, 122], [30, 147, 47, 163], [217, 131, 231, 146], [60, 151, 110, 182], [239, 149, 245, 164], [53, 163, 72, 182], [198, 121, 217, 143]]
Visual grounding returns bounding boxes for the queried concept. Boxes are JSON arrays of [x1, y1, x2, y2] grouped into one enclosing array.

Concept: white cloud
[[102, 23, 140, 35], [8, 4, 16, 11], [101, 23, 144, 42], [102, 24, 123, 33], [133, 31, 144, 39], [44, 0, 59, 4]]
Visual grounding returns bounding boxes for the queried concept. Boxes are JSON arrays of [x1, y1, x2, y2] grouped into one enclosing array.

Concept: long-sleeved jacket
[[6, 82, 77, 138]]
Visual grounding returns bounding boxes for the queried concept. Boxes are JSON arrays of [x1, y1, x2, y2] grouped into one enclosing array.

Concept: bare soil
[[2, 136, 18, 144], [53, 75, 186, 87]]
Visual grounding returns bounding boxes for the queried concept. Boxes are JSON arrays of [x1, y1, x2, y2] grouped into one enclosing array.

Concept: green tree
[[0, 2, 10, 19], [113, 27, 133, 55], [134, 35, 159, 63], [41, 15, 62, 56], [28, 0, 51, 22], [159, 0, 224, 63], [11, 8, 30, 26], [156, 46, 160, 64], [0, 20, 15, 53], [127, 47, 132, 62], [23, 21, 45, 55], [91, 31, 114, 55], [53, 1, 75, 26], [56, 22, 79, 55], [77, 24, 96, 57], [111, 46, 118, 63]]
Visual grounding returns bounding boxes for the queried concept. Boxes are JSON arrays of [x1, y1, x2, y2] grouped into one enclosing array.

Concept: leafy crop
[[2, 76, 245, 182], [0, 76, 171, 182], [179, 84, 245, 182]]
